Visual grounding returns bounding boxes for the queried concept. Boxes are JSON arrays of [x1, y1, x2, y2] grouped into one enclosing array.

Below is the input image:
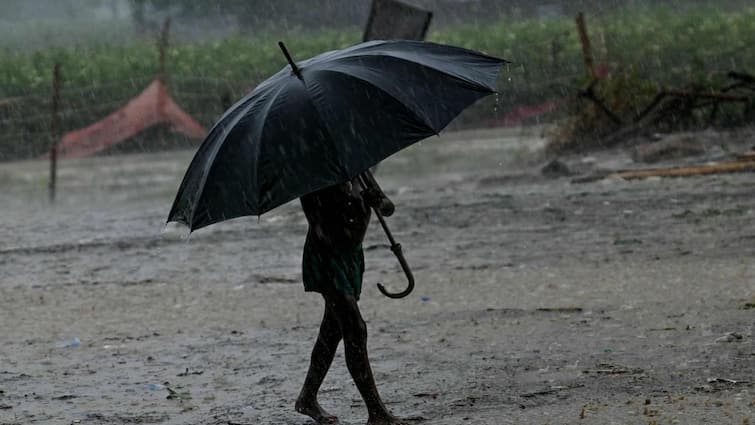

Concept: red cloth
[[56, 79, 206, 159]]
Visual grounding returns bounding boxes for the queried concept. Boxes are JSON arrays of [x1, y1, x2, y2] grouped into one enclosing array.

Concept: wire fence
[[0, 75, 248, 160], [0, 67, 585, 161], [2, 3, 754, 162]]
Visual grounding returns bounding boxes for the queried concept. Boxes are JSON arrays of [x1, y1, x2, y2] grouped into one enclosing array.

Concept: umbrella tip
[[162, 221, 192, 240], [278, 41, 302, 80]]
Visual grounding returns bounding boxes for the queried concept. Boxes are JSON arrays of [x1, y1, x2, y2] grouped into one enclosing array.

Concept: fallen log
[[607, 158, 755, 180]]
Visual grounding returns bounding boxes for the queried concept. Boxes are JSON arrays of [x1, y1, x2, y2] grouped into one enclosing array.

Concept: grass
[[1, 3, 754, 160]]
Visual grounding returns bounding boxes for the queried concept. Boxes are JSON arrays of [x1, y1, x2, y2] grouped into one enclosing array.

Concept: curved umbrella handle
[[377, 242, 415, 298], [358, 173, 415, 299]]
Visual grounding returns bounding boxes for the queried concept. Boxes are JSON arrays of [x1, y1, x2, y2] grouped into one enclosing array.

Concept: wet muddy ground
[[1, 127, 753, 424]]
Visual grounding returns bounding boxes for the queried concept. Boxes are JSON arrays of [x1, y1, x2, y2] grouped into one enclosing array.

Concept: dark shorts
[[302, 236, 365, 300]]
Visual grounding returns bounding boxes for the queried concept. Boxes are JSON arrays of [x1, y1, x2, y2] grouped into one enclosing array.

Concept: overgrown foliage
[[1, 4, 754, 160]]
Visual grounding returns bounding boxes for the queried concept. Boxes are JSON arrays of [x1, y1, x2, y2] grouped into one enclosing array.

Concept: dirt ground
[[0, 126, 753, 425]]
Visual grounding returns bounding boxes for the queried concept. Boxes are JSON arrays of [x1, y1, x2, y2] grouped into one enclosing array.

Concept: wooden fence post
[[49, 62, 61, 203], [157, 18, 171, 144], [575, 12, 596, 79], [158, 18, 171, 80]]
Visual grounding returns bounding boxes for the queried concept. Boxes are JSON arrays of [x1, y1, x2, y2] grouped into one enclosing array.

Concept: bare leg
[[296, 301, 342, 424], [324, 293, 407, 425]]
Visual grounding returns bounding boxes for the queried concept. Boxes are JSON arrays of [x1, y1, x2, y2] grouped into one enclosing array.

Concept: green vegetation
[[1, 3, 754, 160]]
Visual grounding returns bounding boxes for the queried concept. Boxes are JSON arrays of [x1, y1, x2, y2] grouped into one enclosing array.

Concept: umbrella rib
[[299, 83, 353, 181], [331, 51, 503, 93], [172, 93, 265, 228], [343, 40, 507, 65], [252, 83, 291, 215], [200, 73, 287, 144], [312, 68, 438, 134], [190, 84, 288, 225], [185, 98, 258, 228]]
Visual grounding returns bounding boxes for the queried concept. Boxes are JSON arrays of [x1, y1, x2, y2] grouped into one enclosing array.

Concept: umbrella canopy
[[168, 40, 506, 231]]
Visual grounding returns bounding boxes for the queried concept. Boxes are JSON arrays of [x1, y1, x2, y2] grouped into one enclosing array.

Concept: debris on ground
[[177, 368, 204, 377], [550, 70, 755, 154], [56, 337, 81, 348], [706, 377, 746, 385], [631, 134, 706, 163], [715, 332, 744, 343], [541, 158, 573, 177]]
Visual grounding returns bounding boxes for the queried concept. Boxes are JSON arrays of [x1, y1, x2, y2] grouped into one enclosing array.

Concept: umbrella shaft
[[278, 41, 302, 79], [374, 208, 397, 246], [357, 173, 398, 246]]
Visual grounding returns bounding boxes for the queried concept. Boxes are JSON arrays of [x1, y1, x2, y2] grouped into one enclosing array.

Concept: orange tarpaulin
[[56, 79, 206, 159]]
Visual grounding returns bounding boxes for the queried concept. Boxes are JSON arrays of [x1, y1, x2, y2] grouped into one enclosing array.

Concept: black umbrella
[[168, 40, 506, 297]]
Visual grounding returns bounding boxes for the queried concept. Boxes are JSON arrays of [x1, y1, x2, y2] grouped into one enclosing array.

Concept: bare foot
[[295, 398, 339, 424]]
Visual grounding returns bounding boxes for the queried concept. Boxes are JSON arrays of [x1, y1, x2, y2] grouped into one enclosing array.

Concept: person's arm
[[300, 191, 337, 246], [359, 170, 394, 217]]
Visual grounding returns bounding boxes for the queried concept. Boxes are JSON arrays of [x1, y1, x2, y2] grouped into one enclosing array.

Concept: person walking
[[295, 170, 406, 425]]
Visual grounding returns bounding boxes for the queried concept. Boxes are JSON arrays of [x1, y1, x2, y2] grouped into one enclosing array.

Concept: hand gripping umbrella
[[168, 40, 506, 298]]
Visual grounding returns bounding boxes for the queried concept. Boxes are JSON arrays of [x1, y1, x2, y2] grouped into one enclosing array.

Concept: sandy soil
[[0, 127, 753, 425]]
